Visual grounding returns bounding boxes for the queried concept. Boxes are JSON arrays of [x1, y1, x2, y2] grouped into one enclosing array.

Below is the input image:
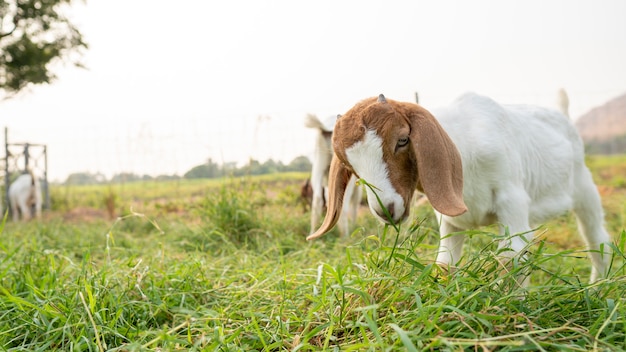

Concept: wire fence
[[3, 88, 624, 184]]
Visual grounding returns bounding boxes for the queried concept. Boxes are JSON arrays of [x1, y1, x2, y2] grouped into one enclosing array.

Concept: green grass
[[586, 154, 626, 188], [1, 168, 626, 351]]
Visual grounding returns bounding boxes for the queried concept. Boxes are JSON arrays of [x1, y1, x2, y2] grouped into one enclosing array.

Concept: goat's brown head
[[307, 94, 467, 240]]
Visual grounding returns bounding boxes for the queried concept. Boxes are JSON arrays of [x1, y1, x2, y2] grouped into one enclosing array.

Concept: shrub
[[200, 180, 263, 246]]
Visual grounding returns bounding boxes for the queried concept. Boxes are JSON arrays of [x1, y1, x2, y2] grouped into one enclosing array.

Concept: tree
[[0, 0, 87, 96], [287, 155, 311, 172], [110, 172, 141, 183], [64, 171, 105, 185], [184, 158, 221, 179]]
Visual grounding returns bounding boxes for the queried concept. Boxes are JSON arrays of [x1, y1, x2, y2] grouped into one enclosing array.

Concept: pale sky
[[2, 0, 626, 182]]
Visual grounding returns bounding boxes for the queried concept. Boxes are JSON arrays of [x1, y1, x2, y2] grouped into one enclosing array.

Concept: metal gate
[[3, 127, 50, 217]]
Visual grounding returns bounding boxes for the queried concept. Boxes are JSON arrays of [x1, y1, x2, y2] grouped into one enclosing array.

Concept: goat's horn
[[378, 94, 387, 103]]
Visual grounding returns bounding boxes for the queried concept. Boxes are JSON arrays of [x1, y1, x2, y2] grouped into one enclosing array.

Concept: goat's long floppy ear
[[409, 107, 467, 217], [306, 155, 353, 240]]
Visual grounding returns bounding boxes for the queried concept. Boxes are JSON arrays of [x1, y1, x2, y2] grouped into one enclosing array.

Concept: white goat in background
[[557, 88, 570, 119], [308, 92, 612, 284], [8, 171, 42, 221], [305, 114, 362, 237]]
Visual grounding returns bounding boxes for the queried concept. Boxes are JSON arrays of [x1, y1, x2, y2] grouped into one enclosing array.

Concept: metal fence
[[3, 127, 50, 217]]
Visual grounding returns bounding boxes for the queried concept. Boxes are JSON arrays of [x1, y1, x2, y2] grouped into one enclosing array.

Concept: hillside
[[575, 92, 626, 153]]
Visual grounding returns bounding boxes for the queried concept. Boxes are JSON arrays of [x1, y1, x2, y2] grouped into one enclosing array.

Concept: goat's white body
[[306, 114, 362, 236], [309, 92, 611, 283], [8, 173, 42, 222], [433, 93, 576, 228], [432, 93, 610, 281]]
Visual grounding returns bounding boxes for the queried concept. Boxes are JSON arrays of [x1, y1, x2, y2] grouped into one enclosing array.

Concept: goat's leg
[[494, 187, 533, 255], [436, 220, 464, 269], [19, 201, 31, 221], [347, 176, 362, 224], [310, 192, 325, 235], [336, 214, 349, 237], [494, 188, 534, 287], [573, 168, 612, 282], [338, 176, 362, 237], [338, 179, 355, 236], [35, 200, 42, 219], [10, 199, 19, 222]]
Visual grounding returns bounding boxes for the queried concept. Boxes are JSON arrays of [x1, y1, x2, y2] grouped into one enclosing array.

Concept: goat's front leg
[[436, 219, 465, 270], [495, 188, 534, 287], [19, 201, 32, 221], [11, 205, 19, 222], [310, 192, 325, 235], [337, 180, 355, 237], [336, 210, 349, 237]]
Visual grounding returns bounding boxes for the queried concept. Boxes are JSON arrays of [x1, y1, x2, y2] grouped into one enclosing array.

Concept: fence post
[[4, 127, 10, 218], [24, 143, 30, 172], [43, 145, 50, 210]]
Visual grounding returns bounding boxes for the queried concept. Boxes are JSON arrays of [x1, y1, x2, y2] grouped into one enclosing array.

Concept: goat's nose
[[375, 203, 395, 222], [386, 203, 395, 219]]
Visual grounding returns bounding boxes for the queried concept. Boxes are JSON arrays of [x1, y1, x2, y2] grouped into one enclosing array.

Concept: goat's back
[[8, 174, 35, 197], [432, 93, 585, 226], [305, 114, 336, 132]]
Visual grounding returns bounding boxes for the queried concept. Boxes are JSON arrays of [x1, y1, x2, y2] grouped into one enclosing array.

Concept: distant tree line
[[585, 134, 626, 155], [63, 156, 312, 185]]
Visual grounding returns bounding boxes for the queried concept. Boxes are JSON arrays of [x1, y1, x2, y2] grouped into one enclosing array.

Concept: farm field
[[1, 158, 626, 351]]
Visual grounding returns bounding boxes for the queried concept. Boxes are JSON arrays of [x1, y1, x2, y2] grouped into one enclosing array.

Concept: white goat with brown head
[[305, 114, 362, 237], [308, 93, 612, 283]]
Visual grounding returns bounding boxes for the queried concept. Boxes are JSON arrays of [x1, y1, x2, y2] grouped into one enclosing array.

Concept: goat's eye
[[397, 137, 409, 148]]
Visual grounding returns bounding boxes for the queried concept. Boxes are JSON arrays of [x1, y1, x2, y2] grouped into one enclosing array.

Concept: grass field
[[1, 159, 625, 351]]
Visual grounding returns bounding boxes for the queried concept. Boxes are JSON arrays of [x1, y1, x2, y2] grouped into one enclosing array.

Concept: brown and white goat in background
[[305, 114, 362, 237], [308, 92, 612, 284], [8, 170, 42, 221]]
